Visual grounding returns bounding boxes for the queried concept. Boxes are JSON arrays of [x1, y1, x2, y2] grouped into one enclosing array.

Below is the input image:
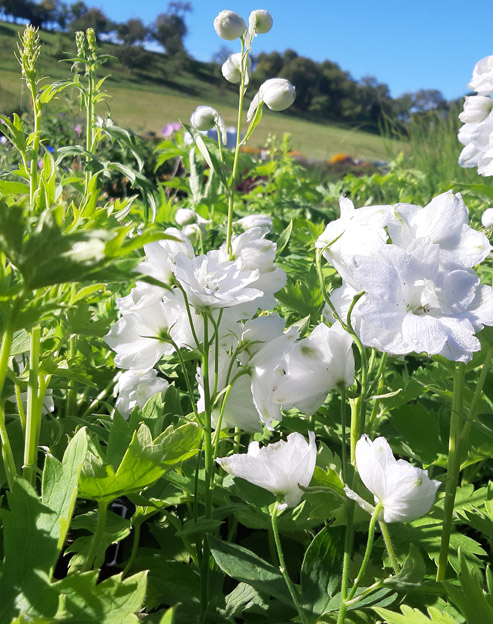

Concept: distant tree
[[69, 1, 87, 21], [116, 45, 152, 74], [116, 18, 148, 46], [212, 45, 232, 65], [3, 0, 31, 23], [69, 7, 113, 39], [152, 1, 192, 56], [405, 89, 448, 113]]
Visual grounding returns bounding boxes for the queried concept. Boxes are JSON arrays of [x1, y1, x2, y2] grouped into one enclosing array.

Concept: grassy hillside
[[0, 21, 404, 161]]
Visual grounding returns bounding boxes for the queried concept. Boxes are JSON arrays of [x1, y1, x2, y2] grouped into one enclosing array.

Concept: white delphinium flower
[[136, 228, 195, 287], [388, 191, 491, 268], [459, 95, 493, 124], [345, 435, 440, 523], [273, 322, 355, 416], [482, 207, 493, 229], [248, 9, 273, 36], [468, 55, 493, 95], [214, 10, 247, 41], [105, 288, 203, 370], [190, 105, 227, 145], [221, 227, 287, 312], [316, 197, 391, 288], [115, 369, 169, 419], [173, 250, 262, 311], [348, 241, 493, 362], [237, 314, 286, 364], [247, 78, 296, 121], [249, 327, 299, 429], [222, 52, 252, 84], [235, 214, 273, 232], [217, 431, 317, 511]]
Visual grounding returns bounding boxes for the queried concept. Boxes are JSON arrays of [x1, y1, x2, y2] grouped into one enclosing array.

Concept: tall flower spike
[[345, 435, 441, 523]]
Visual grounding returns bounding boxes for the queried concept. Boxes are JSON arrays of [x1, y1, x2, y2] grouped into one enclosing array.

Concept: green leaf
[[55, 571, 147, 623], [79, 422, 200, 504], [276, 220, 293, 256], [374, 605, 458, 624], [452, 182, 493, 200], [443, 550, 493, 624], [301, 527, 345, 617], [383, 544, 426, 590], [0, 181, 29, 195], [208, 534, 293, 606]]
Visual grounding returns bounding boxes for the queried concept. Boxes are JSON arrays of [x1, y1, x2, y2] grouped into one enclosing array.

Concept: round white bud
[[190, 105, 219, 131], [221, 52, 252, 84], [214, 10, 247, 41], [175, 208, 198, 226], [481, 207, 493, 229], [249, 9, 273, 35], [247, 78, 296, 121]]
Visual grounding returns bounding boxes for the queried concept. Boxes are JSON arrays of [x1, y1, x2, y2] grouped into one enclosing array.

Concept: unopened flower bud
[[459, 95, 493, 124], [182, 223, 202, 243], [175, 208, 198, 226], [214, 10, 247, 41], [249, 9, 273, 35], [190, 105, 227, 145], [482, 207, 493, 229], [247, 78, 296, 121], [221, 52, 252, 84]]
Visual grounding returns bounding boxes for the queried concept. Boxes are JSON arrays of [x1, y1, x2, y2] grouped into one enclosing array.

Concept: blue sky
[[94, 0, 493, 100]]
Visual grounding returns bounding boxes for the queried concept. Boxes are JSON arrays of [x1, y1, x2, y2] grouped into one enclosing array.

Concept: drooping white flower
[[248, 9, 273, 36], [175, 208, 210, 227], [115, 369, 169, 418], [459, 95, 493, 124], [388, 191, 491, 268], [247, 78, 296, 121], [482, 207, 493, 229], [273, 322, 354, 416], [213, 10, 247, 41], [468, 55, 493, 95], [345, 435, 440, 523], [173, 250, 262, 311], [221, 52, 252, 84], [217, 431, 317, 511]]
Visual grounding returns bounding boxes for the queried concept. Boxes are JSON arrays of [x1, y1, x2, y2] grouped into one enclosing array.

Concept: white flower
[[221, 52, 252, 84], [235, 214, 273, 232], [316, 196, 391, 288], [345, 435, 440, 523], [175, 208, 210, 227], [468, 55, 493, 95], [273, 322, 355, 416], [482, 207, 493, 229], [459, 95, 493, 124], [349, 242, 491, 362], [115, 369, 169, 418], [214, 10, 247, 41], [173, 250, 262, 311], [247, 78, 296, 121], [388, 191, 491, 268], [136, 227, 195, 287], [217, 431, 317, 511], [248, 9, 273, 36]]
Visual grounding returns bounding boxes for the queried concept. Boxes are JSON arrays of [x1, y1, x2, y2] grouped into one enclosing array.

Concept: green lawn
[[0, 21, 404, 162]]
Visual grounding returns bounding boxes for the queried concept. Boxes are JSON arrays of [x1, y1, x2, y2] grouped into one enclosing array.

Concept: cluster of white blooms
[[458, 55, 493, 176], [317, 191, 492, 362]]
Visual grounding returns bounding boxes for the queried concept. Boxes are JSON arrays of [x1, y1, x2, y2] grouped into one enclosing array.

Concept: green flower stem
[[212, 384, 233, 457], [270, 503, 309, 624], [201, 315, 213, 519], [66, 334, 77, 417], [225, 38, 247, 256], [436, 361, 465, 581], [0, 402, 17, 491], [336, 500, 356, 624], [15, 383, 26, 432], [340, 384, 348, 483], [23, 325, 41, 487], [27, 77, 41, 206], [379, 520, 400, 574], [460, 345, 493, 450], [122, 519, 142, 578], [348, 502, 383, 601], [82, 500, 108, 572], [167, 335, 200, 421]]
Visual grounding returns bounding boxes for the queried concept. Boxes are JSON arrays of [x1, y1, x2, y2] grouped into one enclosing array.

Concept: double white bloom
[[345, 436, 440, 523], [217, 431, 317, 511]]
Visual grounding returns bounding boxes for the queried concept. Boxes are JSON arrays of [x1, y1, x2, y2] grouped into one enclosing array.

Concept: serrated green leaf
[[374, 605, 458, 624], [383, 544, 426, 590]]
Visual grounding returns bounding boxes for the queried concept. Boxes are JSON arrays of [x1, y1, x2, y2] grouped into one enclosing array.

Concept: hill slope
[[0, 21, 402, 161]]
